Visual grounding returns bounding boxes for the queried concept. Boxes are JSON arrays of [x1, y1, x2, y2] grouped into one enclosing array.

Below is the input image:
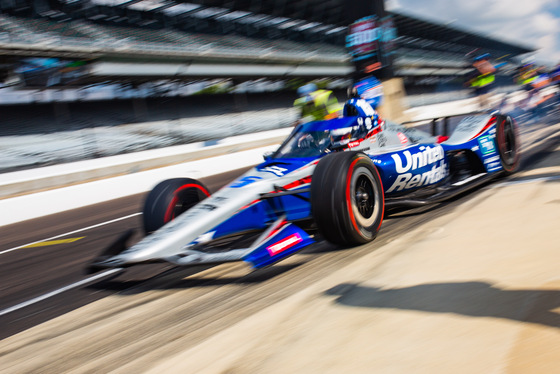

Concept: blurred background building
[[0, 0, 533, 93], [0, 0, 535, 165]]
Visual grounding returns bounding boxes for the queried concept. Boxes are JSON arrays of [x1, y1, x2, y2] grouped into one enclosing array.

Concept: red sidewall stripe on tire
[[164, 184, 210, 223], [345, 158, 360, 235], [345, 157, 385, 237], [376, 168, 385, 232]]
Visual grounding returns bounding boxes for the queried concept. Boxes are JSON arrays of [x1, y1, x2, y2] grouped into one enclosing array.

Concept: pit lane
[[0, 122, 558, 372]]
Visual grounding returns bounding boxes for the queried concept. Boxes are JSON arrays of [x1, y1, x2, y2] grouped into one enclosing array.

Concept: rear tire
[[142, 178, 210, 234], [496, 115, 519, 175], [311, 152, 384, 246]]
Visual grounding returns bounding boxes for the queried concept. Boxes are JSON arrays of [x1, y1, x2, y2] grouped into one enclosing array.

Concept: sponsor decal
[[386, 145, 447, 193], [387, 161, 448, 193], [267, 233, 303, 256], [478, 135, 496, 155], [348, 140, 361, 148], [392, 145, 444, 173], [483, 155, 500, 164], [397, 132, 408, 144], [472, 145, 480, 152], [230, 176, 262, 188], [198, 204, 217, 211], [262, 165, 289, 176], [377, 132, 387, 147]]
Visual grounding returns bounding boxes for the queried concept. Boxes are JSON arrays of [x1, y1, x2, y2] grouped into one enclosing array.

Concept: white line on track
[[492, 175, 560, 188], [0, 268, 123, 317], [0, 212, 141, 256]]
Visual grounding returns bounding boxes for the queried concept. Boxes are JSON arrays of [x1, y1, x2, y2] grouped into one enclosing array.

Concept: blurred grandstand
[[0, 0, 533, 91], [0, 0, 536, 171]]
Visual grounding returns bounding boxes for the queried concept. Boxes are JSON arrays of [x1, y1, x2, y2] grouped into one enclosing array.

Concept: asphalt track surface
[[0, 164, 446, 340], [0, 122, 558, 371], [0, 168, 253, 339]]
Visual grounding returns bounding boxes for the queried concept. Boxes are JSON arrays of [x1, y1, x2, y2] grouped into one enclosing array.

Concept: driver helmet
[[343, 98, 381, 133]]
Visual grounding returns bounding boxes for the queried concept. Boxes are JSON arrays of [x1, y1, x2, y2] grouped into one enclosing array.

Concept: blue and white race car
[[88, 103, 519, 272]]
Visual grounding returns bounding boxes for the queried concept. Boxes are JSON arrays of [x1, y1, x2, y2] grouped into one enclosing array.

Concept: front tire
[[311, 152, 384, 246], [142, 178, 210, 234]]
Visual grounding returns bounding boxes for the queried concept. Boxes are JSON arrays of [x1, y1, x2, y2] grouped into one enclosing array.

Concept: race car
[[88, 106, 519, 272]]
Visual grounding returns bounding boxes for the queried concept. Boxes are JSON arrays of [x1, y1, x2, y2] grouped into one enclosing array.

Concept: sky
[[386, 0, 560, 67]]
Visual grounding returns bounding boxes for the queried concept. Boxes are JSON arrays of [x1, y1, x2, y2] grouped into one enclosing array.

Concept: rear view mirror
[[263, 151, 274, 161]]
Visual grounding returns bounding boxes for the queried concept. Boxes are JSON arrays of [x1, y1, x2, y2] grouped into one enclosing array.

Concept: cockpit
[[272, 117, 373, 159]]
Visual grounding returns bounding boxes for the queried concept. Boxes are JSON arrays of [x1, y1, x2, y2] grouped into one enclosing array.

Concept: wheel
[[142, 178, 210, 234], [496, 115, 520, 175], [311, 151, 384, 246]]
